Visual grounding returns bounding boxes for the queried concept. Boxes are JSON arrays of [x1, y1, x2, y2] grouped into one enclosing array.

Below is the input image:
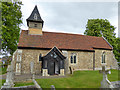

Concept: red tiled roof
[[18, 30, 112, 51]]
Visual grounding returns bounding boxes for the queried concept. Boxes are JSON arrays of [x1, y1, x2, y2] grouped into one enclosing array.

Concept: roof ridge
[[21, 30, 102, 38]]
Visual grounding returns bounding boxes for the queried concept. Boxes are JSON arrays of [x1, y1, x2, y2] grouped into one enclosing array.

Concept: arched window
[[71, 56, 73, 63], [39, 54, 42, 61], [70, 53, 77, 64], [74, 55, 76, 63], [102, 52, 105, 63]]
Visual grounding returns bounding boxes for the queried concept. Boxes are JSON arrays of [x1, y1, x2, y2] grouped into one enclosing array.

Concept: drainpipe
[[93, 52, 95, 70]]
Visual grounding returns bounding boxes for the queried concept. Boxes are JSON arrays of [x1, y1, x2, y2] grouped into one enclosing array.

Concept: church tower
[[26, 5, 44, 35]]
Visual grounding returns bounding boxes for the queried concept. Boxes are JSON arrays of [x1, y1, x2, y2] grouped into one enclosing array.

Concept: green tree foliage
[[1, 1, 22, 55], [0, 2, 2, 51], [84, 19, 119, 62], [115, 37, 120, 62]]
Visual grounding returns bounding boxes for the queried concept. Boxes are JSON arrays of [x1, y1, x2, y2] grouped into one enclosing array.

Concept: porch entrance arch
[[42, 47, 66, 75]]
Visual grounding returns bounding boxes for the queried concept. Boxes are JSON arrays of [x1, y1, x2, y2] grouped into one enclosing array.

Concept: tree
[[1, 1, 22, 55], [0, 2, 2, 51], [115, 37, 120, 62], [84, 19, 119, 61]]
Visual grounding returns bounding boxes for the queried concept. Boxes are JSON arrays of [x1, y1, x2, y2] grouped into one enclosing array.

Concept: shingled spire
[[26, 5, 44, 35]]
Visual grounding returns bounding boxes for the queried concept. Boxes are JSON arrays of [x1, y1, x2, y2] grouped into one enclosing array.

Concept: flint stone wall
[[94, 49, 118, 70], [19, 49, 49, 74], [13, 48, 117, 75], [67, 51, 94, 70]]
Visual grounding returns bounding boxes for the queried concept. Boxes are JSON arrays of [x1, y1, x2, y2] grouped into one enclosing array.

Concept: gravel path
[[13, 74, 66, 82], [0, 73, 67, 82]]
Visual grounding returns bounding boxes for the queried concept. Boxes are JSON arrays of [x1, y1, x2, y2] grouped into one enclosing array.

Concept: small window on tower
[[34, 24, 37, 27], [34, 13, 37, 20]]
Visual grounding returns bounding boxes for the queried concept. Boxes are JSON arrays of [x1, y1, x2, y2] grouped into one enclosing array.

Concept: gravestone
[[111, 81, 120, 88], [30, 62, 34, 74], [51, 85, 55, 90], [30, 62, 35, 79], [2, 65, 14, 88], [99, 64, 114, 88]]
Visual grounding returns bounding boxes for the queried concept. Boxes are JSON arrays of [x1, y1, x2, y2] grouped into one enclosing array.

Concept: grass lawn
[[0, 66, 7, 75], [36, 70, 119, 88], [0, 70, 118, 88], [0, 79, 6, 88], [0, 66, 7, 88], [14, 80, 34, 87], [0, 80, 34, 88], [0, 65, 8, 88]]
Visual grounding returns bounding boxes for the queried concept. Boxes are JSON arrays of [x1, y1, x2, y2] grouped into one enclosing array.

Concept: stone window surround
[[16, 63, 21, 73], [101, 51, 107, 64], [70, 53, 77, 65], [16, 50, 22, 75], [101, 51, 106, 64], [17, 50, 22, 62], [37, 54, 42, 63]]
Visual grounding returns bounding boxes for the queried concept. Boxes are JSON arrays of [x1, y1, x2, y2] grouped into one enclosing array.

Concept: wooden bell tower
[[26, 5, 44, 35]]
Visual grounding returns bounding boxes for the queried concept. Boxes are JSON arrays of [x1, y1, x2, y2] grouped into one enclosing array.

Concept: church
[[12, 5, 117, 76]]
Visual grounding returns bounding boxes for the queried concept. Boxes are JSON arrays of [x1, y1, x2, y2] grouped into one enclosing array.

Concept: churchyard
[[25, 70, 119, 88], [1, 1, 120, 89], [0, 69, 119, 88], [0, 57, 119, 89]]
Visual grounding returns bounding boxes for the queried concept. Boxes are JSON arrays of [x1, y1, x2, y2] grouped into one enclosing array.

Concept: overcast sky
[[20, 0, 119, 37]]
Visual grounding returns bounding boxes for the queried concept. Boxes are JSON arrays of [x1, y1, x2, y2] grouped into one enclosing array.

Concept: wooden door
[[48, 60, 55, 75]]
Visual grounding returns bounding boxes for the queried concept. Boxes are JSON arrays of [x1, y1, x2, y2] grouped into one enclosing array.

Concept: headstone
[[99, 64, 114, 88], [111, 81, 120, 88], [32, 72, 35, 79], [51, 85, 55, 90], [2, 65, 14, 88], [30, 62, 34, 74]]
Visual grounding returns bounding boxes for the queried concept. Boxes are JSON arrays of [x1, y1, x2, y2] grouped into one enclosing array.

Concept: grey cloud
[[35, 2, 118, 34]]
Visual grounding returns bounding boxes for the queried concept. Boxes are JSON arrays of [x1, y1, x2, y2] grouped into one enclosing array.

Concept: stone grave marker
[[30, 62, 34, 74], [51, 85, 55, 90], [2, 65, 14, 88], [99, 64, 114, 88]]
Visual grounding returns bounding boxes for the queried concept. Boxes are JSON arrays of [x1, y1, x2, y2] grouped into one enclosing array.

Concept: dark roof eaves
[[17, 46, 95, 52], [93, 47, 112, 50]]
